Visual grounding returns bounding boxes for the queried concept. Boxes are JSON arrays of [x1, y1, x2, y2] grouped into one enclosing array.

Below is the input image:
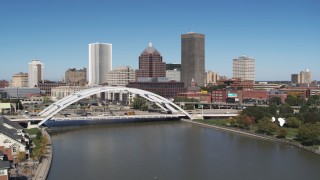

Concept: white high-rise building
[[28, 60, 44, 88], [300, 69, 311, 83], [233, 55, 255, 81], [88, 43, 112, 86]]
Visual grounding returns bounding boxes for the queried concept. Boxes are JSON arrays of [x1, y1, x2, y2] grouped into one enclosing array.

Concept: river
[[47, 121, 320, 180]]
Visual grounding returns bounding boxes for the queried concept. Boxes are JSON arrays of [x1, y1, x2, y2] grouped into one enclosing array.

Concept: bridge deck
[[10, 114, 185, 122], [10, 113, 237, 123]]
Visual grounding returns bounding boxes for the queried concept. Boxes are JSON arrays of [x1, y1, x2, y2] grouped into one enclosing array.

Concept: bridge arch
[[37, 86, 191, 126]]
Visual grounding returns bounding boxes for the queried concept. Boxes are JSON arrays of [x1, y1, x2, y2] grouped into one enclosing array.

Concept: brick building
[[65, 68, 87, 86], [0, 81, 9, 88], [127, 81, 186, 98], [218, 78, 254, 89], [38, 81, 66, 96], [211, 90, 227, 103], [242, 90, 269, 104], [136, 43, 166, 79]]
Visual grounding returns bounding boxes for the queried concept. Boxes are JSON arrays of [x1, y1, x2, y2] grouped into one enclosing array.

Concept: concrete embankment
[[182, 119, 273, 140], [33, 128, 53, 180], [182, 119, 320, 155]]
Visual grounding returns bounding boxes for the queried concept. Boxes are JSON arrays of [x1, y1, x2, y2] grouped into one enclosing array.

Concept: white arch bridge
[[37, 86, 191, 126]]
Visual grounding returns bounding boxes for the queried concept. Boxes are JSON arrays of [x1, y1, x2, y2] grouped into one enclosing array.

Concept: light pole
[[201, 104, 203, 116]]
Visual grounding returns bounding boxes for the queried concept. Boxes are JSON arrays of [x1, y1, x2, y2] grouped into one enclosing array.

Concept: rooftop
[[0, 160, 10, 169], [0, 116, 23, 130], [141, 43, 160, 54]]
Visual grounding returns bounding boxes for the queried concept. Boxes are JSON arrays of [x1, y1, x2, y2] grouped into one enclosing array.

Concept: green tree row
[[239, 103, 320, 145]]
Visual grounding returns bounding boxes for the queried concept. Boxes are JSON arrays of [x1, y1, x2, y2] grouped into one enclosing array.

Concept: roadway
[[7, 109, 239, 125]]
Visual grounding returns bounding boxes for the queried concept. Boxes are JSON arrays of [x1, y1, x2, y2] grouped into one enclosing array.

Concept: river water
[[47, 121, 320, 180]]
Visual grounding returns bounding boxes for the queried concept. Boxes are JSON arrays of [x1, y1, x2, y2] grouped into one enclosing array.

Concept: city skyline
[[1, 0, 319, 81]]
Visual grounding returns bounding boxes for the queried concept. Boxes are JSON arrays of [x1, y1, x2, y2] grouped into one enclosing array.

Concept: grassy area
[[283, 128, 299, 139], [24, 128, 41, 135], [194, 119, 228, 126], [194, 119, 300, 140], [24, 128, 41, 155]]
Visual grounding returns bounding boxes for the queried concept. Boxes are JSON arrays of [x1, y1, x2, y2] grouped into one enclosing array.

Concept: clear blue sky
[[1, 0, 319, 81]]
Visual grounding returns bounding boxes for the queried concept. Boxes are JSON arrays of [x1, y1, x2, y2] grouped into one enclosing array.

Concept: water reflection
[[48, 122, 320, 180]]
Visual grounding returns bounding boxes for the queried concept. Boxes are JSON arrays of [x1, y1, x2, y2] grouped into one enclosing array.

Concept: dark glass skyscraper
[[181, 32, 205, 87]]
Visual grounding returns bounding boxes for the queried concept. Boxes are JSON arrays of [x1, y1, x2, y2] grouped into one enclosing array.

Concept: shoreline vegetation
[[184, 119, 320, 155], [15, 127, 52, 179]]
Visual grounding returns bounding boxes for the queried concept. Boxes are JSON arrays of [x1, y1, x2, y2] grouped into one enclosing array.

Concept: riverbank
[[32, 128, 53, 180], [182, 119, 320, 155], [9, 128, 53, 179]]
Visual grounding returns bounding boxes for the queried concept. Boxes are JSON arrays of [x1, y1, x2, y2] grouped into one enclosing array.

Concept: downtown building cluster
[[1, 32, 320, 109]]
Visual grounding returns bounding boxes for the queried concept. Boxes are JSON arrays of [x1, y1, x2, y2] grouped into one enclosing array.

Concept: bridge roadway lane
[[7, 109, 239, 123], [186, 108, 239, 114]]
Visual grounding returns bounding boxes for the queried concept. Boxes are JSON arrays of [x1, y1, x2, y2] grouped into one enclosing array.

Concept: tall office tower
[[181, 32, 205, 88], [291, 74, 299, 83], [136, 43, 166, 80], [65, 68, 87, 86], [233, 55, 255, 81], [11, 72, 28, 87], [28, 60, 44, 88], [106, 66, 136, 86], [300, 69, 311, 83], [88, 43, 112, 86]]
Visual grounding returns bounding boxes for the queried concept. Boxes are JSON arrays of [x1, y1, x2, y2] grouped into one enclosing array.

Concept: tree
[[303, 107, 320, 124], [16, 151, 26, 165], [43, 96, 52, 103], [285, 117, 301, 128], [242, 105, 271, 123], [202, 84, 226, 92], [141, 104, 148, 111], [40, 135, 49, 146], [32, 151, 39, 162], [256, 117, 279, 135], [200, 86, 209, 92], [300, 105, 310, 113], [268, 96, 282, 106], [131, 96, 147, 110], [293, 112, 305, 123], [234, 115, 254, 129], [307, 95, 320, 106], [285, 94, 305, 106], [227, 118, 237, 126], [297, 123, 320, 145], [38, 135, 49, 160], [278, 103, 294, 117], [173, 97, 199, 102], [267, 104, 278, 116], [277, 129, 287, 138]]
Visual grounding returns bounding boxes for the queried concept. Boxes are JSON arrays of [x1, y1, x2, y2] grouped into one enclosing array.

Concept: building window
[[0, 169, 5, 175], [12, 146, 17, 153]]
